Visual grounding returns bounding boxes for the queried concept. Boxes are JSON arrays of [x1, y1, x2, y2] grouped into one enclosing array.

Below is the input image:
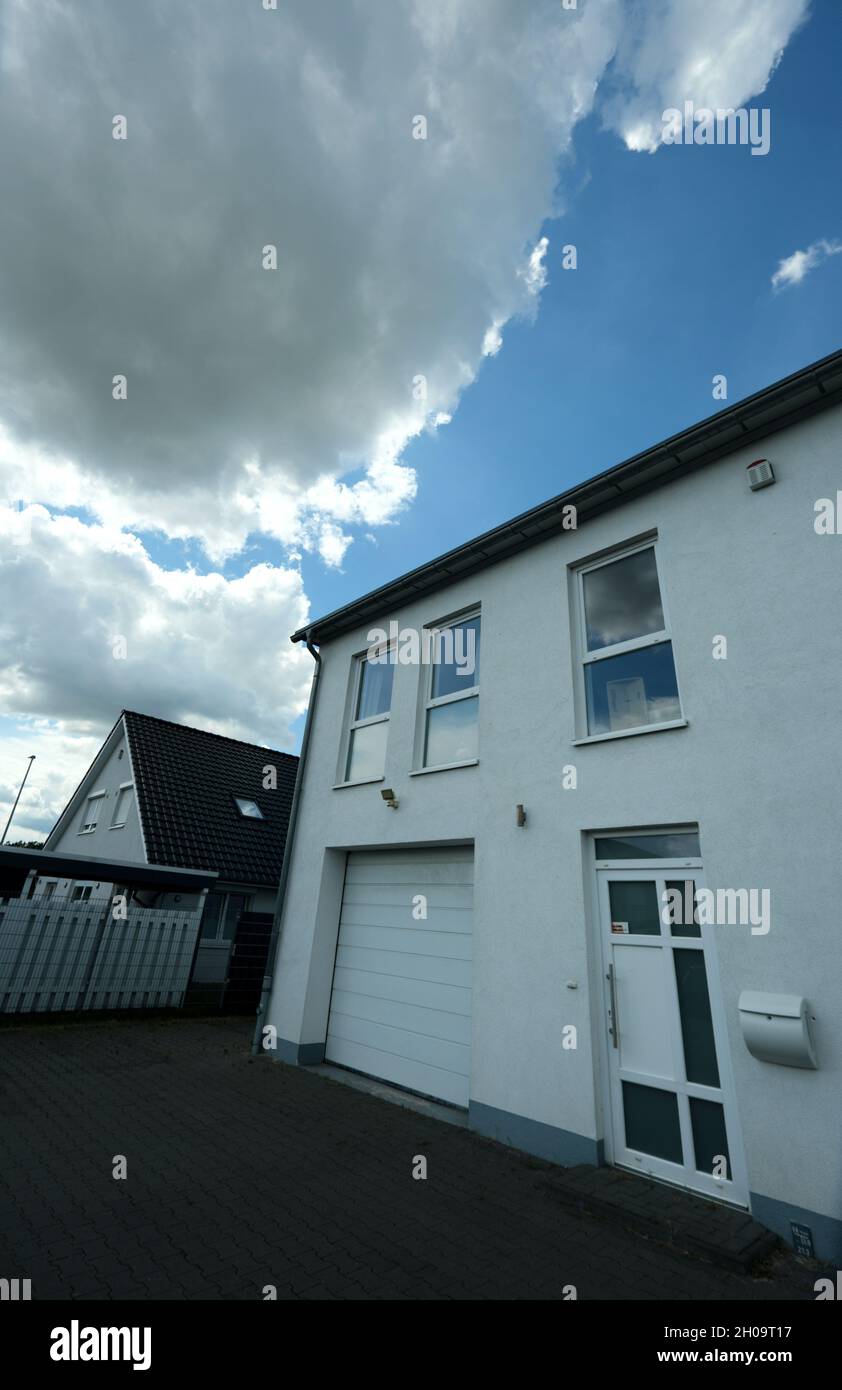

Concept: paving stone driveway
[[0, 1015, 820, 1301]]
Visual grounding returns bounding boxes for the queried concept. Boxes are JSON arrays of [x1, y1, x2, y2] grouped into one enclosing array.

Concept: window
[[344, 653, 395, 782], [575, 544, 682, 736], [78, 791, 105, 834], [422, 612, 481, 767], [199, 891, 250, 943], [111, 783, 134, 828], [234, 797, 264, 819], [595, 831, 701, 860], [71, 885, 93, 902], [43, 881, 57, 899]]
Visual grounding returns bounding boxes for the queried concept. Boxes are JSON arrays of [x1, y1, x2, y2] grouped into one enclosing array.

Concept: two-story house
[[41, 710, 298, 994], [264, 349, 842, 1262]]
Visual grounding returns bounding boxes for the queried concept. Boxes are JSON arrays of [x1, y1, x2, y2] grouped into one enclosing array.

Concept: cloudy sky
[[2, 0, 839, 840]]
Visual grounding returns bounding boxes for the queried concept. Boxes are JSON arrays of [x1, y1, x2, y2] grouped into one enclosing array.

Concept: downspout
[[251, 630, 322, 1054]]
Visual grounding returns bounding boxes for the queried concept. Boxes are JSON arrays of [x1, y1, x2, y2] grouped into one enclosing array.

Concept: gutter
[[251, 631, 322, 1055], [291, 346, 842, 646]]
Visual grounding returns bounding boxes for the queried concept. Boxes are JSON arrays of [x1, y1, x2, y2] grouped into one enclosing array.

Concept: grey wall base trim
[[273, 1039, 326, 1066], [469, 1101, 602, 1168], [750, 1190, 842, 1265]]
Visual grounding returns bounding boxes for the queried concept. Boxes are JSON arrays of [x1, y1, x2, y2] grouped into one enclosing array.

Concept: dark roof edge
[[121, 710, 299, 761], [291, 347, 842, 645]]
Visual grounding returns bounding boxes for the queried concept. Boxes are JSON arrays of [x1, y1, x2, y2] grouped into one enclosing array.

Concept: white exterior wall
[[267, 406, 842, 1255], [48, 727, 145, 865]]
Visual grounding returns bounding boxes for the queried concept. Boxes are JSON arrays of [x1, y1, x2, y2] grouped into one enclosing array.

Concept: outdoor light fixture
[[516, 804, 526, 827], [380, 788, 399, 809]]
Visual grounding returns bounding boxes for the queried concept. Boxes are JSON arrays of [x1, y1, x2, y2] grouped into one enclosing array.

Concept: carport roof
[[0, 844, 217, 897]]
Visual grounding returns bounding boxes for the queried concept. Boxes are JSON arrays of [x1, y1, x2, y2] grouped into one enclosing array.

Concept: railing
[[0, 895, 203, 1014]]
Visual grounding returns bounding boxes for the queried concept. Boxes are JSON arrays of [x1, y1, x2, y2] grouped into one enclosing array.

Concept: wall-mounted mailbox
[[738, 991, 817, 1069]]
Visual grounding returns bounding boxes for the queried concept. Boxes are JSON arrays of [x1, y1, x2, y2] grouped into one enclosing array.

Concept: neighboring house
[[42, 710, 298, 988], [265, 348, 842, 1262]]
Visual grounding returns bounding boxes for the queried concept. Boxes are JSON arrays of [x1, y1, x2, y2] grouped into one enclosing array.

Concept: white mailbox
[[738, 992, 817, 1069]]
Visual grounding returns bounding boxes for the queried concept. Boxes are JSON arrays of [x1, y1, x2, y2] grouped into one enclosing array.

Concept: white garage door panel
[[336, 924, 471, 960], [326, 847, 474, 1106], [335, 944, 472, 988], [329, 988, 471, 1044], [328, 1011, 470, 1073], [339, 891, 473, 921], [331, 966, 470, 1015], [324, 1038, 469, 1108]]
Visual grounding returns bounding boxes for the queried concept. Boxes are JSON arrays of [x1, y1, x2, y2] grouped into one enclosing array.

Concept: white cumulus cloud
[[771, 238, 842, 291]]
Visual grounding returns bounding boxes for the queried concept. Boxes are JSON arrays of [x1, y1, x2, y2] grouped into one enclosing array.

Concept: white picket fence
[[0, 895, 203, 1013]]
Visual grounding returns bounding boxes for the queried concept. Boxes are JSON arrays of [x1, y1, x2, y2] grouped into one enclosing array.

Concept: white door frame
[[593, 850, 748, 1208]]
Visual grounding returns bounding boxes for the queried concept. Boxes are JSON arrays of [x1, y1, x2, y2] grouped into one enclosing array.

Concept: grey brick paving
[[0, 1015, 824, 1301]]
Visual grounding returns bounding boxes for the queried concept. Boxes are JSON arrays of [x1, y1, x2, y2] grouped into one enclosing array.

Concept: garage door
[[325, 846, 473, 1107]]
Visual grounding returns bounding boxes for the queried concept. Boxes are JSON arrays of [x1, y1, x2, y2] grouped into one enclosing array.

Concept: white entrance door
[[597, 864, 747, 1205], [326, 846, 473, 1107]]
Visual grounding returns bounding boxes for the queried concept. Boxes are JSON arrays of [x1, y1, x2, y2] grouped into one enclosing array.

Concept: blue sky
[[1, 0, 837, 832], [297, 2, 841, 633]]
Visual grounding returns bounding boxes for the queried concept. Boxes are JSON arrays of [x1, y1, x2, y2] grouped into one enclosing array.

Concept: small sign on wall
[[790, 1222, 815, 1259], [611, 921, 629, 935]]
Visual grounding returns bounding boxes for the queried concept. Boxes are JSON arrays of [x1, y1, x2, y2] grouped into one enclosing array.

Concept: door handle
[[607, 963, 619, 1049]]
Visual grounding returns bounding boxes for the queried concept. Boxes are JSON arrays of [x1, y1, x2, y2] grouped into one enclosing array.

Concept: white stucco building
[[265, 350, 842, 1262]]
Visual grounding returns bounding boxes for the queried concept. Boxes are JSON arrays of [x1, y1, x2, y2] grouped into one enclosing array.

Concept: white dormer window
[[234, 797, 264, 819], [79, 791, 105, 834], [110, 783, 134, 828]]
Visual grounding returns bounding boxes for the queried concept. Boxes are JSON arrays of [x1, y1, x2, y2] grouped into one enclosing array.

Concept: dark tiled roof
[[123, 711, 298, 887]]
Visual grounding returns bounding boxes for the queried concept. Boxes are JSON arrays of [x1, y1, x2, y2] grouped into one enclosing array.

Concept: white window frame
[[417, 607, 481, 771], [110, 782, 134, 829], [199, 890, 252, 947], [572, 539, 685, 743], [71, 884, 93, 902], [78, 790, 106, 834], [337, 644, 394, 787]]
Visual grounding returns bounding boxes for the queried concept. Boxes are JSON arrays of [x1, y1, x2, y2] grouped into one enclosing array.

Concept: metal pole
[[0, 755, 36, 845]]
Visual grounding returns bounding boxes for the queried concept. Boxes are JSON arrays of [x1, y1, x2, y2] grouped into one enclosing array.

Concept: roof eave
[[291, 347, 842, 646]]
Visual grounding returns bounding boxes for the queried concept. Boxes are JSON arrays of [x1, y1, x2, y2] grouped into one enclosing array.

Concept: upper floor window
[[575, 543, 682, 736], [234, 796, 264, 819], [79, 791, 105, 834], [71, 885, 93, 902], [344, 653, 394, 782], [111, 783, 134, 828], [422, 612, 481, 767]]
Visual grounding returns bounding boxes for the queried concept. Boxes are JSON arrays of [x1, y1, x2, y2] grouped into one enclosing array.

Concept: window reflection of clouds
[[583, 548, 665, 651]]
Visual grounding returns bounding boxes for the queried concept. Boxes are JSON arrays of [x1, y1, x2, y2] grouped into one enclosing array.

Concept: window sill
[[572, 719, 688, 747], [108, 823, 126, 830], [77, 829, 96, 835], [409, 758, 479, 777], [332, 775, 385, 790]]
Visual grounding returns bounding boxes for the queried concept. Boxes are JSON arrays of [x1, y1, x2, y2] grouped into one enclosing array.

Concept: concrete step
[[542, 1164, 779, 1273]]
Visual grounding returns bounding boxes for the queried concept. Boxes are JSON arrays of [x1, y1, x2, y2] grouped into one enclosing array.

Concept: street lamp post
[[1, 755, 36, 845]]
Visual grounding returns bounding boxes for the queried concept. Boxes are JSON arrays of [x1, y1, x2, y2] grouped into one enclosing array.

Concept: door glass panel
[[585, 641, 681, 734], [582, 548, 665, 651], [622, 1081, 683, 1164], [665, 879, 701, 937], [595, 832, 700, 859], [608, 880, 661, 935], [690, 1097, 730, 1179], [200, 893, 224, 940], [222, 894, 248, 941], [674, 949, 720, 1086]]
